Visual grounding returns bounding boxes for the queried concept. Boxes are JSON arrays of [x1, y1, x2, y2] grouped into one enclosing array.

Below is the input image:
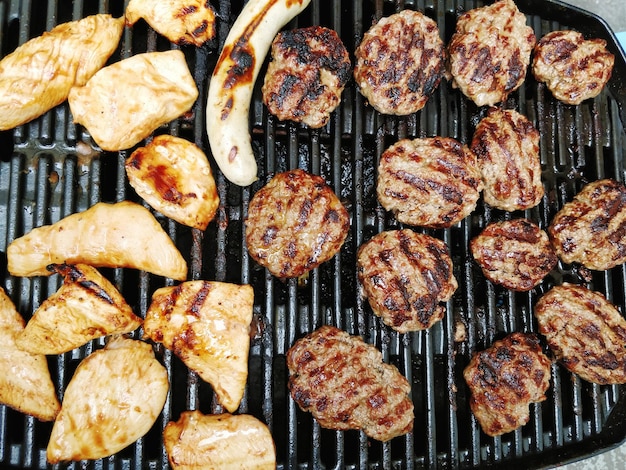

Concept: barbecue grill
[[1, 0, 626, 468]]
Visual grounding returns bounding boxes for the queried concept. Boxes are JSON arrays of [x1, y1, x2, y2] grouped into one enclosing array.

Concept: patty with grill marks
[[447, 0, 536, 106], [287, 325, 414, 442], [535, 284, 626, 384], [463, 332, 551, 437], [377, 137, 482, 229], [532, 30, 614, 105], [548, 179, 626, 271], [262, 26, 351, 128], [471, 108, 543, 211], [357, 229, 457, 333], [471, 219, 557, 291], [245, 169, 350, 279], [354, 9, 445, 115]]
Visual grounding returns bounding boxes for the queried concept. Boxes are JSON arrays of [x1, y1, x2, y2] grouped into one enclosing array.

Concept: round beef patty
[[245, 169, 350, 279], [470, 219, 557, 291], [377, 137, 482, 228], [354, 9, 445, 115], [357, 229, 457, 333], [262, 26, 351, 128], [548, 178, 626, 271], [532, 30, 614, 105], [287, 325, 414, 442], [470, 107, 543, 211], [534, 284, 626, 384], [447, 0, 536, 106]]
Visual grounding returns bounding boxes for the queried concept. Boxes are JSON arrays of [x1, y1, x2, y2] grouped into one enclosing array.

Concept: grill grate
[[1, 0, 626, 468]]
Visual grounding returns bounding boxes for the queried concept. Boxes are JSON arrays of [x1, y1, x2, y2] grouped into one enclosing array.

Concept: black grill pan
[[1, 0, 626, 469]]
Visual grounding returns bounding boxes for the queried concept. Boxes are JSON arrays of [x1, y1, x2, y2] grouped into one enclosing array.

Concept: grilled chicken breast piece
[[143, 281, 254, 412], [125, 0, 216, 46], [548, 179, 626, 271], [262, 26, 351, 128], [126, 135, 219, 230], [535, 284, 626, 384], [7, 201, 187, 280], [463, 332, 551, 436], [164, 411, 276, 470], [68, 50, 198, 151], [0, 287, 60, 422], [47, 336, 169, 463], [0, 14, 123, 130], [448, 0, 535, 106], [16, 264, 142, 355], [532, 30, 614, 105], [287, 325, 414, 441], [245, 169, 350, 279]]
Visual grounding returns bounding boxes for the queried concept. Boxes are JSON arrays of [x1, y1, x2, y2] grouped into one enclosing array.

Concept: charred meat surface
[[262, 26, 351, 128], [532, 30, 614, 105], [471, 107, 543, 211], [447, 0, 536, 106], [377, 137, 482, 228], [354, 9, 445, 115], [535, 284, 626, 384], [470, 219, 557, 291], [548, 179, 626, 271], [245, 169, 350, 279], [463, 332, 551, 437], [357, 229, 457, 333], [287, 325, 414, 442]]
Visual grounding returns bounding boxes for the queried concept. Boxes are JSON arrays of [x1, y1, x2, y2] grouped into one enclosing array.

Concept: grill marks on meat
[[287, 325, 414, 441], [245, 169, 349, 279], [262, 26, 350, 128], [532, 30, 614, 105], [535, 284, 626, 384], [447, 0, 536, 106], [463, 332, 551, 436], [548, 179, 626, 271], [377, 137, 483, 228], [471, 219, 557, 291], [357, 229, 457, 332], [471, 108, 543, 211], [354, 10, 445, 115]]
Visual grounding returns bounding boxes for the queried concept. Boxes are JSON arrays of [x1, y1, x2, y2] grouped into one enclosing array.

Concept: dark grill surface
[[1, 0, 626, 468]]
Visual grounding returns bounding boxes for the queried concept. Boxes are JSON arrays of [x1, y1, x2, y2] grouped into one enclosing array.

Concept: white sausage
[[206, 0, 312, 186]]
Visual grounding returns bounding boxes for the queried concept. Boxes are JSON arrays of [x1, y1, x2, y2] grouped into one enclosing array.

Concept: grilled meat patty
[[463, 332, 551, 437], [535, 284, 626, 384], [377, 137, 482, 228], [471, 107, 543, 211], [262, 26, 351, 128], [287, 325, 414, 442], [470, 219, 557, 291], [532, 30, 614, 105], [245, 169, 350, 279], [357, 229, 457, 333], [354, 9, 445, 115], [548, 179, 626, 271], [448, 0, 536, 106]]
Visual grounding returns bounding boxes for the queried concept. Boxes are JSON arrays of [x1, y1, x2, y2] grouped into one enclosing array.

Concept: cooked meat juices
[[448, 0, 536, 106], [532, 30, 614, 105], [377, 137, 483, 228], [535, 284, 626, 384], [471, 108, 543, 211], [357, 229, 457, 333], [354, 9, 445, 115], [287, 325, 414, 441], [463, 332, 551, 437], [548, 179, 626, 271], [245, 169, 350, 279], [262, 26, 351, 128], [470, 219, 557, 291]]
